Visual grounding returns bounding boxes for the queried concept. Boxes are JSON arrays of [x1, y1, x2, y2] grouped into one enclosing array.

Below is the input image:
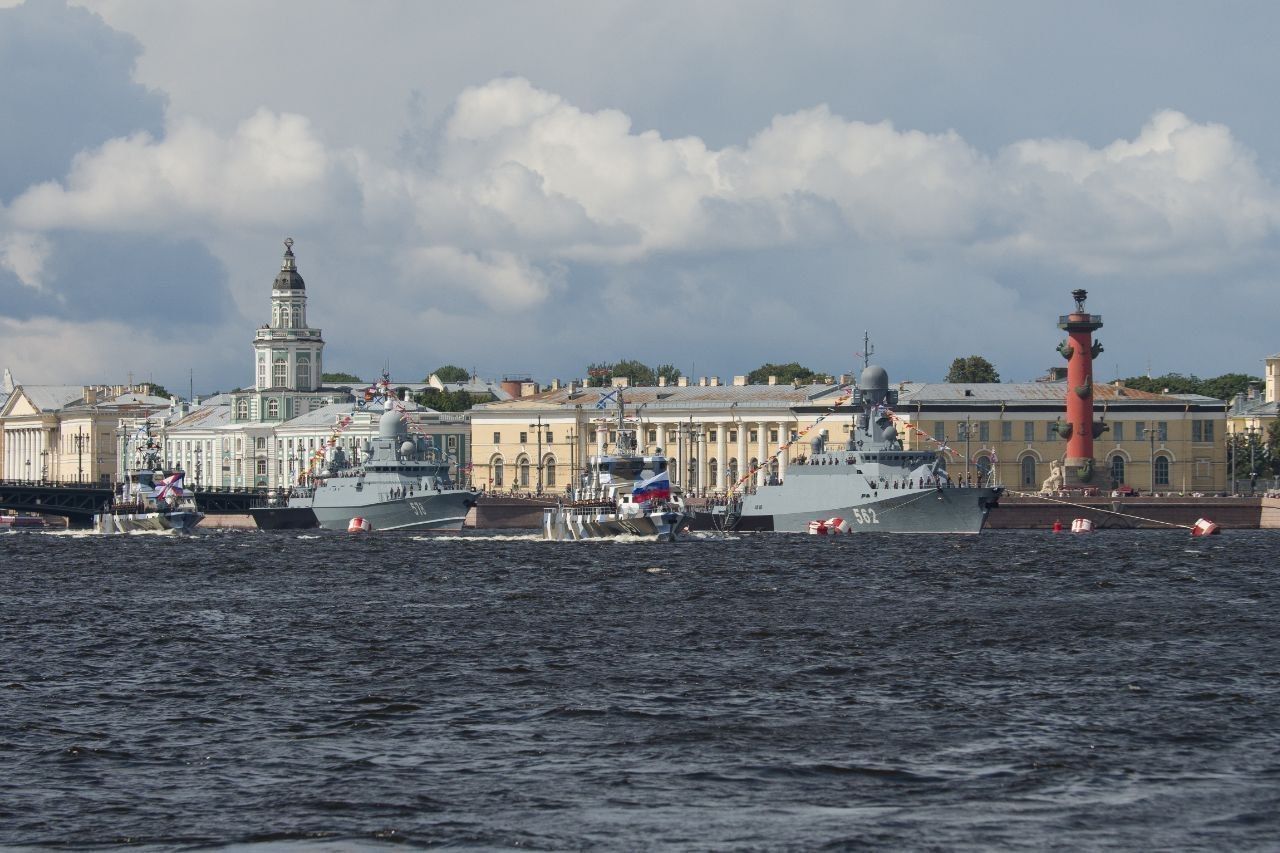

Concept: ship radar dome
[[378, 409, 401, 438], [859, 365, 889, 391]]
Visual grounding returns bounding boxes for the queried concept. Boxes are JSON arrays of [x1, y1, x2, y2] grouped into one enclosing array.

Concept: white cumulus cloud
[[8, 109, 338, 234]]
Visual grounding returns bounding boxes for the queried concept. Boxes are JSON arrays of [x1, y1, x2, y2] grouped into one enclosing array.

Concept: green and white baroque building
[[161, 239, 469, 490]]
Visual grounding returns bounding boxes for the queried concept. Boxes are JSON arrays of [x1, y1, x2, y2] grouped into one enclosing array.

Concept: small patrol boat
[[93, 428, 204, 533], [543, 389, 691, 541]]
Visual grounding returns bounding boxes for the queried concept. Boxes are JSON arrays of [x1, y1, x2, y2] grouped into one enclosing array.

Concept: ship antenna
[[862, 331, 874, 370]]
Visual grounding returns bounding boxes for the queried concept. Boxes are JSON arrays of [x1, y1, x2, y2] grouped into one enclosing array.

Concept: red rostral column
[[1057, 289, 1105, 488]]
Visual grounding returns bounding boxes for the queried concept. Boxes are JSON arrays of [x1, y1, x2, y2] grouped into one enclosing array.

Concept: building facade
[[470, 374, 1230, 496], [0, 382, 172, 483]]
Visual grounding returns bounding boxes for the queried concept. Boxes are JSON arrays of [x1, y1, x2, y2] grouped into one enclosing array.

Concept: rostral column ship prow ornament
[[1055, 289, 1107, 488]]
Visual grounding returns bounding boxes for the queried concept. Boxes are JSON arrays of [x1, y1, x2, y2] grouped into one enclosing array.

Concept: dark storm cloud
[[36, 231, 232, 324], [0, 0, 166, 202]]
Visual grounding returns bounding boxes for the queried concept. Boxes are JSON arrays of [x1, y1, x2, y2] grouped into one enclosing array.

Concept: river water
[[1, 529, 1277, 850]]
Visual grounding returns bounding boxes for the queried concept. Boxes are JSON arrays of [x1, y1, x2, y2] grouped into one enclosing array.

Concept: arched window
[[1110, 455, 1125, 486], [1021, 456, 1037, 487], [267, 398, 279, 419], [296, 359, 309, 390], [272, 359, 288, 387], [542, 454, 556, 488], [281, 306, 291, 328], [1154, 455, 1170, 487], [708, 458, 719, 488], [236, 399, 249, 420], [518, 456, 530, 488], [976, 454, 993, 484], [492, 456, 504, 488], [728, 458, 739, 488]]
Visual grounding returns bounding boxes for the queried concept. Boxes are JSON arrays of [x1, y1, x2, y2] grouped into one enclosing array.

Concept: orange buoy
[[1052, 519, 1063, 533], [347, 516, 371, 533], [1191, 518, 1220, 537]]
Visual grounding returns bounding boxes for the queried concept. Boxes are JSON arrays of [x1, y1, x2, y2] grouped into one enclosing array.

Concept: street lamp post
[[194, 446, 202, 490], [1248, 426, 1259, 495], [528, 416, 544, 494], [40, 450, 48, 482], [1229, 432, 1236, 496], [75, 427, 86, 482]]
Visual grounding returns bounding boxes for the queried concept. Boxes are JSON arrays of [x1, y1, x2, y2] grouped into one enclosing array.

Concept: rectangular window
[[1113, 422, 1124, 441], [1192, 420, 1203, 442], [545, 431, 553, 444], [519, 431, 528, 444], [1023, 421, 1034, 443], [979, 422, 990, 442], [1158, 421, 1168, 441], [1001, 421, 1012, 442], [647, 429, 657, 442], [1045, 422, 1056, 441], [709, 429, 717, 441], [769, 429, 778, 442], [493, 431, 501, 444], [957, 422, 968, 440], [1195, 458, 1211, 479], [729, 430, 737, 442], [1204, 421, 1213, 443], [933, 422, 945, 442], [448, 436, 458, 450], [749, 430, 758, 442], [1136, 421, 1146, 440]]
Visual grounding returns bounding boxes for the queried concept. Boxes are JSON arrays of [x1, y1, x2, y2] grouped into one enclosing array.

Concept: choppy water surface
[[1, 529, 1278, 850]]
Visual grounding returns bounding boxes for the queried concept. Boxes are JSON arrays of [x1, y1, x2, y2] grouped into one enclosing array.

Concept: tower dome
[[272, 237, 306, 291]]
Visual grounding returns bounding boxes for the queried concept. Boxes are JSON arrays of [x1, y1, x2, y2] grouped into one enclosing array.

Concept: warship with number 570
[[699, 364, 1003, 534]]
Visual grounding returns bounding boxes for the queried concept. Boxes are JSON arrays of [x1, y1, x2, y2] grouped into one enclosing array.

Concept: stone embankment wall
[[988, 496, 1263, 530]]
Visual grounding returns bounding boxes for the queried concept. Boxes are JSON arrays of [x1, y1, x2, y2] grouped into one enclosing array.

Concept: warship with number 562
[[699, 363, 1003, 534]]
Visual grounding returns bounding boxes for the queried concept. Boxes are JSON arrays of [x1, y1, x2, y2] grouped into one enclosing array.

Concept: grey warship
[[308, 408, 478, 532], [709, 364, 1002, 534]]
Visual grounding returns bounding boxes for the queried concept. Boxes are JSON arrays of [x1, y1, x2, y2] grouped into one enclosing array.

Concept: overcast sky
[[3, 0, 1279, 394]]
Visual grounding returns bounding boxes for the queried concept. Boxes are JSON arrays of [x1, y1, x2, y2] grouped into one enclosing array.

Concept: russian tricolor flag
[[632, 471, 671, 504]]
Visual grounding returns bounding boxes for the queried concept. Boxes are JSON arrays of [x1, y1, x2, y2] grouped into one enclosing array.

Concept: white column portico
[[697, 426, 708, 495], [737, 421, 749, 490], [716, 421, 728, 492], [756, 420, 768, 486]]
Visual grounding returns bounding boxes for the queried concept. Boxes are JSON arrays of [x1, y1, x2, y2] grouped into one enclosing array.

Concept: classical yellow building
[[0, 383, 172, 484], [470, 373, 1229, 496]]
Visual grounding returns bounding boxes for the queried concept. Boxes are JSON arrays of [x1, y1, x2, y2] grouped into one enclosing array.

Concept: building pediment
[[1, 388, 42, 418]]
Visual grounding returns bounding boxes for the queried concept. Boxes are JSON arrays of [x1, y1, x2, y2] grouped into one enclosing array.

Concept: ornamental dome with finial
[[272, 237, 306, 291]]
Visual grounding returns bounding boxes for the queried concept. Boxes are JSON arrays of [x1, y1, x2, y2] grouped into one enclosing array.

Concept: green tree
[[322, 371, 363, 383], [747, 362, 817, 385], [1119, 372, 1261, 401], [945, 356, 1000, 383], [145, 383, 173, 399], [414, 388, 474, 412], [430, 365, 470, 383], [583, 360, 679, 387], [655, 364, 683, 384]]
